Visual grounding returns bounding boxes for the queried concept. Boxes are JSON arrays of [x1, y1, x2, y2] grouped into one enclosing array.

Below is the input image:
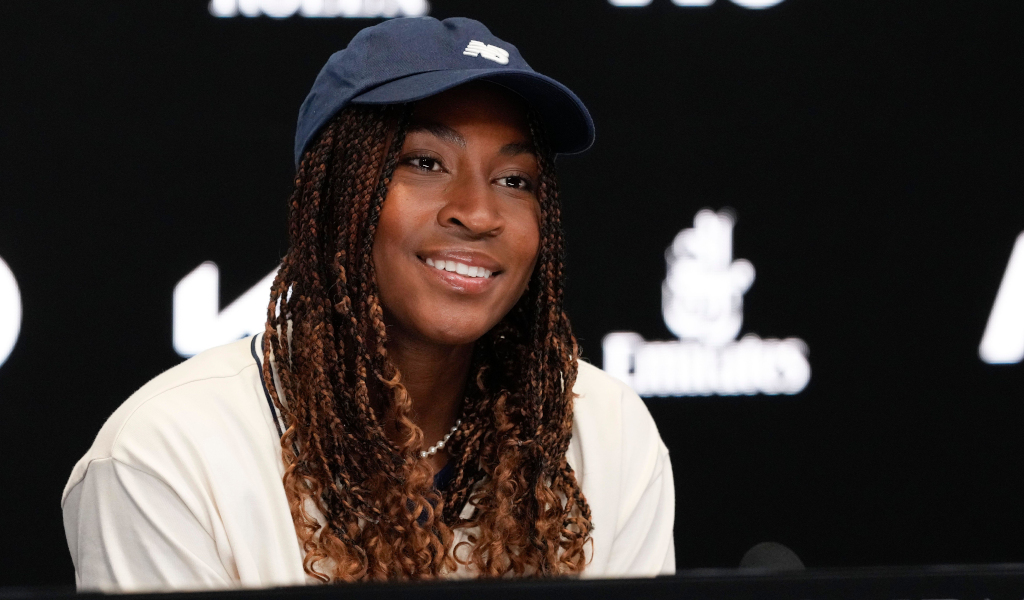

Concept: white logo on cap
[[463, 40, 509, 65]]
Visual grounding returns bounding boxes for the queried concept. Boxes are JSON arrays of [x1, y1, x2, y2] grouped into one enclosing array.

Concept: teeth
[[424, 258, 493, 278]]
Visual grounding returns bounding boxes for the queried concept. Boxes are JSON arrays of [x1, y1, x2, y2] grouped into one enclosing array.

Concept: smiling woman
[[62, 17, 674, 590]]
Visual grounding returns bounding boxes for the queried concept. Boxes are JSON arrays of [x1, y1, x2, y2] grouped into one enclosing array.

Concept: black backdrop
[[1, 0, 1023, 587]]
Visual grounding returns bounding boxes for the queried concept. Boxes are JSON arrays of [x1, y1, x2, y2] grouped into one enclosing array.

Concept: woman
[[62, 17, 674, 590]]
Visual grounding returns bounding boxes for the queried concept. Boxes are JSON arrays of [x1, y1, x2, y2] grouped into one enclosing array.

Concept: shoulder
[[569, 361, 675, 575], [569, 360, 669, 496], [572, 360, 668, 461], [62, 336, 274, 504]]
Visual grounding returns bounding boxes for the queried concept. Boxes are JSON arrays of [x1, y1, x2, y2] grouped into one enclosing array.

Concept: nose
[[436, 175, 505, 239]]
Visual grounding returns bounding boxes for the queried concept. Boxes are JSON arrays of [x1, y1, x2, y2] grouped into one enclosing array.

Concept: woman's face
[[373, 83, 542, 348]]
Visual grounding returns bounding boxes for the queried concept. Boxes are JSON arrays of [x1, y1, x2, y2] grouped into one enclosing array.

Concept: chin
[[412, 312, 497, 347], [423, 324, 492, 347]]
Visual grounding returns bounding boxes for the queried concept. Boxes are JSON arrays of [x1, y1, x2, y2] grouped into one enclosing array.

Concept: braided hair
[[261, 102, 592, 581]]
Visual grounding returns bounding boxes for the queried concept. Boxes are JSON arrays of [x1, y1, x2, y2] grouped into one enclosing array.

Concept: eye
[[403, 155, 444, 172], [497, 174, 534, 192]]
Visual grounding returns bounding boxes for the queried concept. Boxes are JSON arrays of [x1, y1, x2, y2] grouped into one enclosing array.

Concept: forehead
[[409, 82, 532, 139]]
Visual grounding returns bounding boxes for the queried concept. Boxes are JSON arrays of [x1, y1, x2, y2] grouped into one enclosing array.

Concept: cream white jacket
[[63, 334, 675, 592]]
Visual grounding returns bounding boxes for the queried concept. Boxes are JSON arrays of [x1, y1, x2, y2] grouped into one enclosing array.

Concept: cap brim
[[351, 69, 594, 154]]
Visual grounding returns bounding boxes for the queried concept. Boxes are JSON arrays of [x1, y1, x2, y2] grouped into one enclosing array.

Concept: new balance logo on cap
[[463, 40, 509, 65]]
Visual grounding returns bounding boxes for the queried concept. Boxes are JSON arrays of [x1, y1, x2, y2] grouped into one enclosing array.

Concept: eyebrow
[[498, 141, 536, 157], [407, 121, 466, 148], [406, 121, 537, 157]]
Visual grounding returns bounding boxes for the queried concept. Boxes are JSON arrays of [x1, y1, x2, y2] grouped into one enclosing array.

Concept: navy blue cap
[[294, 17, 595, 168]]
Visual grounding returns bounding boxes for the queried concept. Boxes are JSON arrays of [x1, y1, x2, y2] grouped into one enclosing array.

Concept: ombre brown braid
[[261, 103, 592, 582]]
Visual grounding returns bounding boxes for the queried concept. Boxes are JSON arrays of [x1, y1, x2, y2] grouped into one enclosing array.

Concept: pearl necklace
[[420, 419, 461, 459]]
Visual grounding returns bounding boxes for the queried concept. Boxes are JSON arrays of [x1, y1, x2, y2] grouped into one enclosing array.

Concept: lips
[[417, 250, 502, 292]]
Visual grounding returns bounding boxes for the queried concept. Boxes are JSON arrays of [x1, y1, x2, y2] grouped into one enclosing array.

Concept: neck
[[386, 331, 472, 462]]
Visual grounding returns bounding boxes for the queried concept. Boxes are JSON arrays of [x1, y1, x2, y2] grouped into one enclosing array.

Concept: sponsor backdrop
[[1, 0, 1022, 587]]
